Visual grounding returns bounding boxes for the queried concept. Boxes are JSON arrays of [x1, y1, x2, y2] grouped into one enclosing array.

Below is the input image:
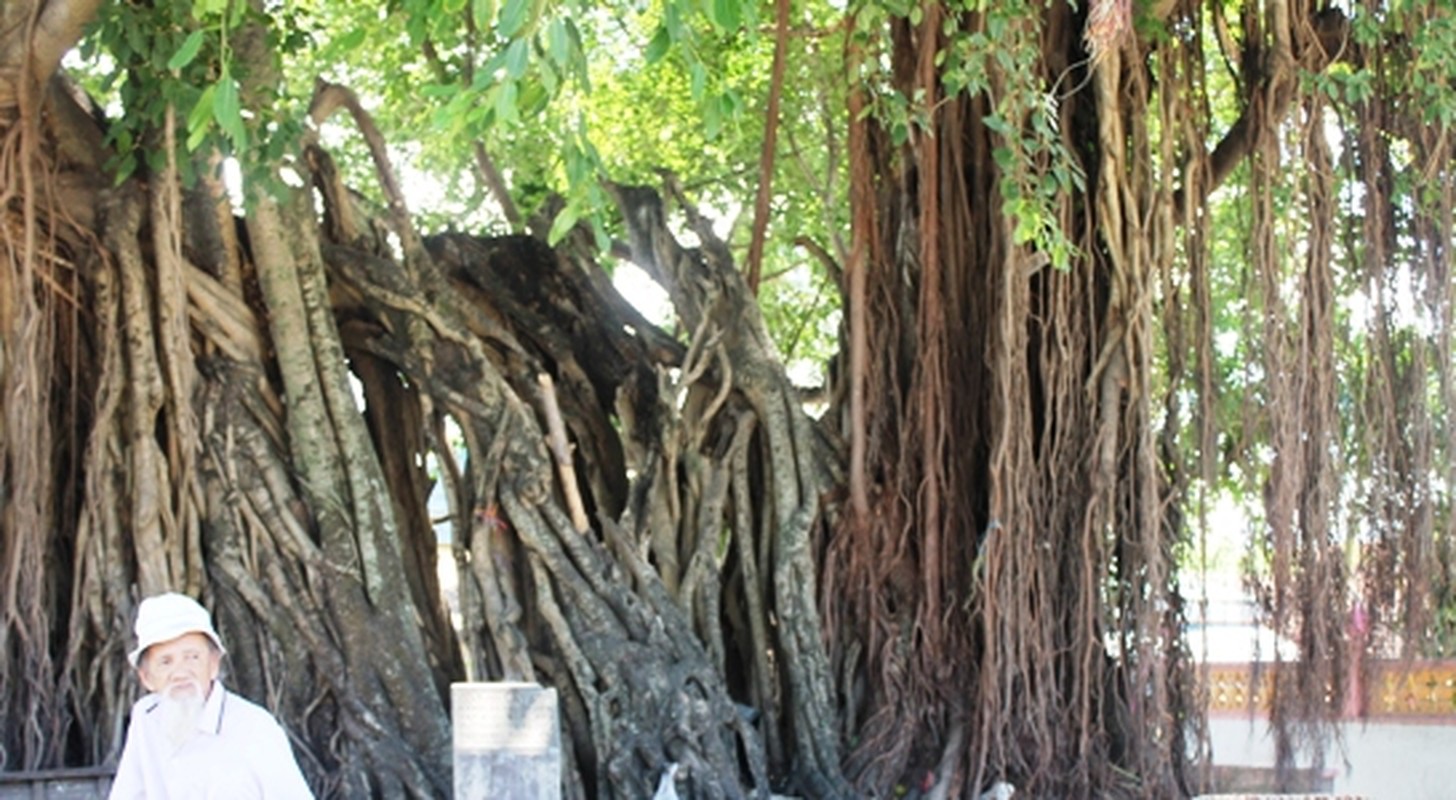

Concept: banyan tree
[[3, 0, 1454, 796]]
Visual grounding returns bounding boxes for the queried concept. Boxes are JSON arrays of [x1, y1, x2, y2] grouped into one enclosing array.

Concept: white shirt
[[109, 680, 314, 800]]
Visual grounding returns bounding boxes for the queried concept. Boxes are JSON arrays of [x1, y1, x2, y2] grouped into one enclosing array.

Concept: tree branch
[[745, 0, 791, 293], [1181, 7, 1349, 218], [309, 80, 432, 275], [28, 0, 105, 88], [537, 373, 590, 533]]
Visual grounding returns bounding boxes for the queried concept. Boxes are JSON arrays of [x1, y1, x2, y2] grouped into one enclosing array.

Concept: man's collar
[[196, 679, 226, 734]]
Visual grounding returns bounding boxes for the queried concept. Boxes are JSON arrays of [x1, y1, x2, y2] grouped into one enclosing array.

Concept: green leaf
[[188, 84, 217, 133], [504, 38, 530, 79], [566, 20, 590, 87], [690, 61, 707, 101], [547, 203, 580, 244], [186, 123, 209, 152], [665, 3, 686, 40], [111, 154, 138, 186], [519, 81, 548, 116], [710, 0, 741, 31], [334, 27, 367, 53], [498, 0, 530, 37], [168, 30, 206, 72], [494, 80, 519, 125], [473, 0, 496, 29], [704, 96, 722, 140], [1013, 214, 1038, 244], [473, 57, 499, 88], [212, 76, 247, 150], [195, 0, 228, 18], [645, 26, 671, 65], [110, 127, 134, 153], [185, 84, 216, 150], [548, 19, 570, 67], [1050, 241, 1071, 271], [590, 217, 610, 252], [889, 119, 908, 146], [564, 147, 587, 184]]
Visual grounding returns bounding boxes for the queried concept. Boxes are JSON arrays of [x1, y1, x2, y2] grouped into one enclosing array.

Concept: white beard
[[157, 683, 206, 750]]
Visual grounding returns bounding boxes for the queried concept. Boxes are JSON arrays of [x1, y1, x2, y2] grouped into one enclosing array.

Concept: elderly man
[[109, 593, 314, 799]]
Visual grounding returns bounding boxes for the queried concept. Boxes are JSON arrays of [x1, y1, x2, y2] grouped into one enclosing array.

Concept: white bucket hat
[[127, 593, 227, 668]]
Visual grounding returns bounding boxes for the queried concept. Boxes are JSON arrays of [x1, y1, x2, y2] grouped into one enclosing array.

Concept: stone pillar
[[452, 682, 562, 799]]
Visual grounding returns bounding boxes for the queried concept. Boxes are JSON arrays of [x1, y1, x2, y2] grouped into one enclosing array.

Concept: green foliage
[[81, 1, 213, 181], [52, 0, 1456, 687], [75, 0, 311, 198], [1325, 3, 1456, 127], [850, 0, 1084, 269], [70, 0, 1456, 445], [66, 0, 853, 375], [759, 255, 841, 381], [1406, 12, 1456, 126], [975, 1, 1085, 269]]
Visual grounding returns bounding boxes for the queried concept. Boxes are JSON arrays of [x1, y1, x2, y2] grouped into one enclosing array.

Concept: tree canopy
[[3, 0, 1455, 797]]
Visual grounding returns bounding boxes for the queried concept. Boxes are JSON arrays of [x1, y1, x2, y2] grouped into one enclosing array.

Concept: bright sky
[[611, 262, 673, 327]]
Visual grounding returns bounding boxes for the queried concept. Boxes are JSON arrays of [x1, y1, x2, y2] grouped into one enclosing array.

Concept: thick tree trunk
[[9, 1, 1452, 798], [1, 7, 848, 792]]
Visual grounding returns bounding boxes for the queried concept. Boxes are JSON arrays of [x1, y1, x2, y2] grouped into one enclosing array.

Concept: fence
[[0, 767, 111, 800], [1205, 659, 1456, 721]]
